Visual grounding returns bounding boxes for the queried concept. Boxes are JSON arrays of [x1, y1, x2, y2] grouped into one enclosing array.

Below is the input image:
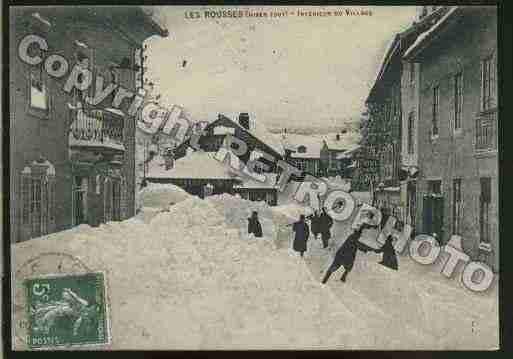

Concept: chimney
[[239, 113, 250, 130]]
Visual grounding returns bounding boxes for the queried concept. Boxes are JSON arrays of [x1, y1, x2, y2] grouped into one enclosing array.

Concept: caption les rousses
[[18, 34, 495, 293]]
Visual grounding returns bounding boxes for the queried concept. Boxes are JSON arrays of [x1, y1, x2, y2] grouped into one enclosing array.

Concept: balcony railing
[[475, 109, 497, 152], [69, 107, 125, 153]]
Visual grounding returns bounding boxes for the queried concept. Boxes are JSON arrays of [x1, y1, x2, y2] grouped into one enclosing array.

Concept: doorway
[[73, 176, 88, 225]]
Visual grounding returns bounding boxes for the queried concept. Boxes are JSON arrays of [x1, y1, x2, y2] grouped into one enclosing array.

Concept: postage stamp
[[24, 272, 109, 349]]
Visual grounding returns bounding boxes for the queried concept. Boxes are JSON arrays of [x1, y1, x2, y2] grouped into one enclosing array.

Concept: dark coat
[[307, 213, 321, 235], [292, 221, 310, 252], [248, 217, 263, 237], [333, 226, 376, 271], [319, 212, 333, 240], [380, 211, 390, 230], [375, 236, 398, 270]]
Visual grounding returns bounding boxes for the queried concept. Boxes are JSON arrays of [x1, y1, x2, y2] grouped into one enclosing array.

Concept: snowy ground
[[13, 189, 498, 350]]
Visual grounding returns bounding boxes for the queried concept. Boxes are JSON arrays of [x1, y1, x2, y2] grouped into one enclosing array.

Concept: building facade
[[10, 7, 167, 242], [360, 6, 452, 224], [405, 6, 498, 270]]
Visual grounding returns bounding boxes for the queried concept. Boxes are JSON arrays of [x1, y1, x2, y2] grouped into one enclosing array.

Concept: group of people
[[289, 208, 334, 258], [292, 209, 399, 284], [247, 207, 399, 285], [307, 209, 334, 249]]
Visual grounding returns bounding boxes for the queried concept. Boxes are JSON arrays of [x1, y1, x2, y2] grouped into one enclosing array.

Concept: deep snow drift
[[137, 182, 193, 210], [13, 193, 498, 350]]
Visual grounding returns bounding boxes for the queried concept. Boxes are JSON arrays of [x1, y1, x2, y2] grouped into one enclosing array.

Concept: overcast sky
[[145, 6, 417, 129]]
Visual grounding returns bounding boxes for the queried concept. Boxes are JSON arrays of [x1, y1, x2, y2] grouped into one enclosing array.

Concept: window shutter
[[104, 177, 112, 222], [480, 59, 485, 112], [21, 170, 32, 226], [39, 176, 47, 235], [492, 51, 497, 108], [120, 177, 127, 219], [47, 175, 55, 232]]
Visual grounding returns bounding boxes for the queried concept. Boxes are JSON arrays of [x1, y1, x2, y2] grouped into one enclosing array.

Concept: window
[[428, 180, 442, 195], [407, 112, 415, 155], [480, 177, 491, 243], [454, 72, 463, 131], [482, 54, 496, 111], [30, 71, 48, 110], [20, 160, 55, 240], [432, 86, 439, 137], [452, 179, 462, 234]]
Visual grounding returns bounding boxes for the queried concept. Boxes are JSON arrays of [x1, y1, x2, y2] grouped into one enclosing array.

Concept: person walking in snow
[[292, 214, 310, 257], [374, 234, 398, 270], [380, 206, 390, 230], [248, 211, 263, 238], [319, 208, 333, 249], [307, 210, 321, 240], [321, 220, 378, 284]]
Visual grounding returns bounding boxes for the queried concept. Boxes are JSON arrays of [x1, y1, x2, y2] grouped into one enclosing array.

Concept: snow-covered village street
[[13, 184, 498, 350], [9, 5, 499, 351]]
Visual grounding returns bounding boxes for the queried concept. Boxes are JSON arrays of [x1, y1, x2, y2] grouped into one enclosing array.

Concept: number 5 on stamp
[[24, 272, 110, 349]]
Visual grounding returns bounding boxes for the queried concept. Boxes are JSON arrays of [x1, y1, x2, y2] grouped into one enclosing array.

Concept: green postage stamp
[[24, 272, 110, 349]]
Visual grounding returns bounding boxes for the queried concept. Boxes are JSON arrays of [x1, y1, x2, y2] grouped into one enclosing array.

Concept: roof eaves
[[366, 35, 401, 104], [403, 7, 461, 61]]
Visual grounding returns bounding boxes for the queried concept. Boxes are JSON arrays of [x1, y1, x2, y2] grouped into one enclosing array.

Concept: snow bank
[[138, 183, 192, 210], [13, 192, 498, 350]]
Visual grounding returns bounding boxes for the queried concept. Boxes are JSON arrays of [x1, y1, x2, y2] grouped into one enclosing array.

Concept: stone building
[[361, 6, 452, 223], [404, 6, 498, 270], [9, 7, 168, 242]]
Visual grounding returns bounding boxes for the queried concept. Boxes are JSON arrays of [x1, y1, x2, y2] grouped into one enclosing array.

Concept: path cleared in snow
[[13, 193, 498, 350]]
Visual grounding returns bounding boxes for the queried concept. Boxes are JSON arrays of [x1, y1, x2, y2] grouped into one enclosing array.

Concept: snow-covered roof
[[288, 141, 323, 159], [372, 34, 401, 90], [323, 132, 361, 151], [403, 7, 459, 60], [234, 173, 279, 189], [214, 126, 235, 135], [240, 118, 284, 156], [336, 145, 361, 159], [146, 150, 239, 180], [215, 115, 285, 156]]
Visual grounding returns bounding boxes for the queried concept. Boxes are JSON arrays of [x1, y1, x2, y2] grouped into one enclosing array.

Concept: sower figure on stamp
[[321, 213, 378, 284], [248, 211, 263, 238], [292, 214, 310, 257]]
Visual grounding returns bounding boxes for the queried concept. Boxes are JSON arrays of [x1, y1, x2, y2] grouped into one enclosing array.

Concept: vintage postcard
[[8, 5, 499, 350]]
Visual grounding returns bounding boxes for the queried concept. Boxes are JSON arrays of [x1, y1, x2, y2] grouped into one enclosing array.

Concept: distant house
[[145, 146, 279, 206], [234, 173, 279, 206], [174, 113, 284, 173], [281, 134, 323, 177], [320, 132, 360, 176], [145, 149, 240, 198], [336, 144, 361, 179]]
